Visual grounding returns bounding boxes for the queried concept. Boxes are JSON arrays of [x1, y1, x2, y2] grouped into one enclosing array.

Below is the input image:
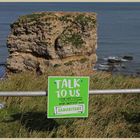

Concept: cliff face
[[7, 12, 97, 75]]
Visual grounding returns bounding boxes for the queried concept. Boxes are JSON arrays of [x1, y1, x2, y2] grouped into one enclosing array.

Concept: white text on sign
[[55, 79, 81, 98]]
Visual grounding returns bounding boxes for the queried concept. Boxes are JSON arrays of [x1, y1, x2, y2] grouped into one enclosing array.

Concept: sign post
[[47, 76, 89, 118]]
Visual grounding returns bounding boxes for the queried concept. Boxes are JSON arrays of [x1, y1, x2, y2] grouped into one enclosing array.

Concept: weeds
[[0, 72, 139, 137]]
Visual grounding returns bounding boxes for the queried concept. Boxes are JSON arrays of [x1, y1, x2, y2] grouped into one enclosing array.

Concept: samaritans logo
[[47, 76, 89, 118], [55, 104, 85, 115]]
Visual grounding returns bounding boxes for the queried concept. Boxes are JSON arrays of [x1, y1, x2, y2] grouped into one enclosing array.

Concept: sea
[[0, 2, 140, 77]]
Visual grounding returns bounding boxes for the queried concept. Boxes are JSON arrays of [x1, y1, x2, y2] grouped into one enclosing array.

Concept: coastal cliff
[[7, 12, 97, 75]]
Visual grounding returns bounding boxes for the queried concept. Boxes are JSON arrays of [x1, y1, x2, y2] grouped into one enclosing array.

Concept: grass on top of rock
[[59, 14, 73, 23], [62, 33, 85, 48], [75, 14, 96, 30], [0, 71, 139, 137], [18, 13, 46, 23]]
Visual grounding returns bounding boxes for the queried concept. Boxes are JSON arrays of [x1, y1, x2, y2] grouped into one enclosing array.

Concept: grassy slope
[[0, 72, 139, 138]]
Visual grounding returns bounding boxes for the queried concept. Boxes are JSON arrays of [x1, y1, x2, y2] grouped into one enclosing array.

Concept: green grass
[[75, 14, 96, 29], [0, 72, 139, 137], [62, 32, 85, 48], [19, 13, 46, 22]]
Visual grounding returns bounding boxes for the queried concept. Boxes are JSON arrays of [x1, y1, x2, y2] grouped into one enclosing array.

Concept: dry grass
[[0, 71, 139, 138]]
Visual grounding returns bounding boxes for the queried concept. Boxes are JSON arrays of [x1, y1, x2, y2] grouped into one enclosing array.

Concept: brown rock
[[7, 12, 97, 75]]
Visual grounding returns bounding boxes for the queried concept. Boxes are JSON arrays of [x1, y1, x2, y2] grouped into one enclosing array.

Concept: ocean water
[[0, 2, 140, 76]]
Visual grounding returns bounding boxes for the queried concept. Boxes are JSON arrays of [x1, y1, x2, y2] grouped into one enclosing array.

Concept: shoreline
[[1, 61, 140, 78]]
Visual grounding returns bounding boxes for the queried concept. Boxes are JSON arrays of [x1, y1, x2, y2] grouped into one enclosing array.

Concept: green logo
[[47, 76, 89, 118]]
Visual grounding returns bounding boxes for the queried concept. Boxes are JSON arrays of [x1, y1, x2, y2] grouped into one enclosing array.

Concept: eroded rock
[[7, 12, 97, 75]]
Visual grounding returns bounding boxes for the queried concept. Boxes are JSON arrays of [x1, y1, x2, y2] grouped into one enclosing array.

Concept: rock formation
[[7, 12, 97, 75]]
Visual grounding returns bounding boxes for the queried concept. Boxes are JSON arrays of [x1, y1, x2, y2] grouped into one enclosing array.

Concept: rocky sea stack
[[7, 12, 97, 75]]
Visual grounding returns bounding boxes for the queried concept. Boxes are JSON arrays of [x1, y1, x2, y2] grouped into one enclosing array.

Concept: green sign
[[47, 76, 89, 118]]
